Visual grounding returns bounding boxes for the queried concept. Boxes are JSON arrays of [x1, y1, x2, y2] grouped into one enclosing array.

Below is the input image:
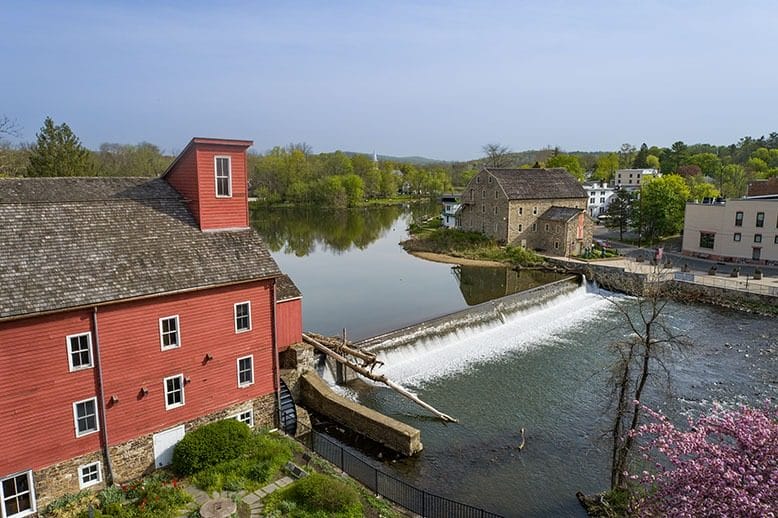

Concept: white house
[[440, 193, 461, 228], [583, 181, 616, 217]]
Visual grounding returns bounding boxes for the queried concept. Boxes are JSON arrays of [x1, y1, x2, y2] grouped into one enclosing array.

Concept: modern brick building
[[0, 138, 302, 515], [459, 168, 592, 256]]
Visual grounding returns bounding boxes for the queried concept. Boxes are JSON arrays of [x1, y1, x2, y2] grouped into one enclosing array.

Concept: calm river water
[[252, 205, 778, 517]]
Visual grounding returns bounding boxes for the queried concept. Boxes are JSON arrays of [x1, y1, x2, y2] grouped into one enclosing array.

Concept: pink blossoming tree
[[631, 403, 778, 517]]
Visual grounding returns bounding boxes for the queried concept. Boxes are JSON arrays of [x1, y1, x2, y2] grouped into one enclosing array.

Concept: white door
[[153, 425, 185, 468]]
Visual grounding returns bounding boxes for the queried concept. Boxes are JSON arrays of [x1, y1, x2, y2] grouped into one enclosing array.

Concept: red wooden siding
[[163, 147, 200, 225], [276, 299, 302, 351], [0, 310, 102, 473], [195, 144, 250, 231], [164, 139, 252, 231], [98, 280, 275, 444], [0, 279, 278, 474]]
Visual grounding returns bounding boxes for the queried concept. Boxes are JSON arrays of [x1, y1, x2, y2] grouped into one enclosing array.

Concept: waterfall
[[372, 283, 617, 386]]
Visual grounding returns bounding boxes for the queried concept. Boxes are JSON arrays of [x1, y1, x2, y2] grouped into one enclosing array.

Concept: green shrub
[[266, 473, 362, 517], [172, 419, 252, 475], [42, 491, 98, 517], [190, 431, 298, 492]]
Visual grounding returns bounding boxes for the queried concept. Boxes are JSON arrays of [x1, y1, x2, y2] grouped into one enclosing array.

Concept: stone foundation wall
[[35, 450, 106, 509], [280, 342, 315, 401], [300, 372, 422, 456], [33, 393, 279, 509]]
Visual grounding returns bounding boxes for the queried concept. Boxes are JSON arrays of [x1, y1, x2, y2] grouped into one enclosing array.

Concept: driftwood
[[302, 333, 457, 423], [306, 332, 384, 370]]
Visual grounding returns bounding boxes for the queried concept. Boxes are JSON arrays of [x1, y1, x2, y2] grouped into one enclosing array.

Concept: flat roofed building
[[614, 168, 658, 190], [682, 198, 778, 264]]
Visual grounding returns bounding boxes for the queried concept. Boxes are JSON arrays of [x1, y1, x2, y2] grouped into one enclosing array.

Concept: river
[[252, 204, 778, 517]]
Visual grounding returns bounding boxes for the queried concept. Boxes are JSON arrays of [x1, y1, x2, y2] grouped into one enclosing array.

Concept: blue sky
[[2, 1, 777, 160]]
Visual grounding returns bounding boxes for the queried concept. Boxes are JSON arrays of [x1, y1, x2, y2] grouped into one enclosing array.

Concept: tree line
[[249, 145, 451, 207], [3, 115, 777, 207], [0, 116, 454, 207]]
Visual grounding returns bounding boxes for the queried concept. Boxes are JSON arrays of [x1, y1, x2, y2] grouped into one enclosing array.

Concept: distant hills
[[343, 151, 447, 166], [345, 150, 605, 168]]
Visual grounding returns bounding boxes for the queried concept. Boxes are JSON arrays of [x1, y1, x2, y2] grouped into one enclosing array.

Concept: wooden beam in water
[[302, 333, 457, 423]]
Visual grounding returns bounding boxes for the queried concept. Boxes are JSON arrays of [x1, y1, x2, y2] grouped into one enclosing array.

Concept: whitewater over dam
[[359, 277, 615, 386]]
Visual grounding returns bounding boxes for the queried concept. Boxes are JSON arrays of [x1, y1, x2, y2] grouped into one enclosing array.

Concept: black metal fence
[[296, 426, 503, 518]]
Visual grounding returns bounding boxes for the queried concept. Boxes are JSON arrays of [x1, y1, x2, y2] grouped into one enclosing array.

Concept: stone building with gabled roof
[[459, 167, 592, 256], [0, 138, 303, 513]]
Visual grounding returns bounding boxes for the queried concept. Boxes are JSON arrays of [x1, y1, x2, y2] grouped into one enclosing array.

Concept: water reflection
[[454, 265, 569, 305], [251, 203, 567, 338], [251, 203, 435, 256]]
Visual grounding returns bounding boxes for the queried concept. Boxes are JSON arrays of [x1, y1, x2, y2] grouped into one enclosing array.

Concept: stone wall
[[35, 450, 106, 509], [459, 171, 509, 240], [33, 393, 279, 508], [300, 372, 422, 456], [506, 198, 586, 249]]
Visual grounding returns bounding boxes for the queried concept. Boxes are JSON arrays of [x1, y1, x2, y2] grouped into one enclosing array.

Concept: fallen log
[[306, 332, 383, 368], [302, 333, 457, 423]]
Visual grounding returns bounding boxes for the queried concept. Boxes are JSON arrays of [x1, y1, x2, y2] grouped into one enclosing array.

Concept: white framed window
[[554, 241, 560, 249], [234, 302, 251, 333], [78, 462, 102, 489], [215, 156, 232, 197], [532, 223, 537, 232], [73, 397, 99, 437], [518, 207, 523, 215], [67, 332, 93, 371], [518, 224, 523, 232], [164, 374, 185, 410], [532, 206, 538, 215], [234, 409, 254, 427], [1, 470, 36, 518], [544, 223, 550, 232], [237, 356, 254, 387], [159, 316, 180, 350]]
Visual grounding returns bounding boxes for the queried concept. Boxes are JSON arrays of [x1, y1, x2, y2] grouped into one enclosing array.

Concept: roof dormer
[[163, 137, 253, 231]]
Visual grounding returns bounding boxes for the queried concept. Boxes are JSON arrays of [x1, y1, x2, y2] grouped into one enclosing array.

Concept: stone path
[[182, 476, 295, 517]]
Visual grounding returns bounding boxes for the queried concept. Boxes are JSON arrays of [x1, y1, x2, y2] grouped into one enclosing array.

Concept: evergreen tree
[[27, 117, 94, 176], [603, 189, 634, 241], [632, 143, 649, 168]]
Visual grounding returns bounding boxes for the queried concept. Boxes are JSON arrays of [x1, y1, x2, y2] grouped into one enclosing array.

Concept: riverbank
[[407, 250, 506, 267], [401, 225, 544, 267]]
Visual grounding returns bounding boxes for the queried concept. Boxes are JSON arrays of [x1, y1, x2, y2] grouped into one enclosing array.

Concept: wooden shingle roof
[[276, 274, 301, 302], [484, 168, 587, 200], [0, 177, 282, 320]]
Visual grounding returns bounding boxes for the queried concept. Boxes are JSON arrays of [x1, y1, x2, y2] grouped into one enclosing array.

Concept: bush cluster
[[266, 473, 363, 518], [189, 429, 299, 492], [42, 472, 190, 518], [171, 419, 252, 475]]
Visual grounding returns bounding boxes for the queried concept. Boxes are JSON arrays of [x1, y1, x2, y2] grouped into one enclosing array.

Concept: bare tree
[[599, 267, 690, 491], [482, 143, 511, 168], [0, 115, 21, 139], [285, 142, 313, 157]]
